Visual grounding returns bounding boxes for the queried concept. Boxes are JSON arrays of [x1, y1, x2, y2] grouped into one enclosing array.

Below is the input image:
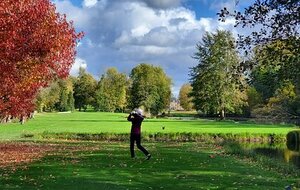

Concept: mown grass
[[0, 112, 297, 141], [0, 113, 299, 189], [0, 142, 298, 190]]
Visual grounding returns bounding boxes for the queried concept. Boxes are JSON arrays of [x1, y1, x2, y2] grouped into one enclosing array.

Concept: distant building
[[169, 99, 184, 111]]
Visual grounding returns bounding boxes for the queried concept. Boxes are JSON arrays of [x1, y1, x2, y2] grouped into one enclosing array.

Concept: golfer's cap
[[136, 108, 143, 115]]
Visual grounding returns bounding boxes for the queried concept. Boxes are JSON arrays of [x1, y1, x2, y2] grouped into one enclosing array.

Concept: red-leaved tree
[[0, 0, 83, 122]]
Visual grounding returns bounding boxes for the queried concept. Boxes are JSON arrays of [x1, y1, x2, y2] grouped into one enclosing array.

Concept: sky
[[52, 0, 254, 97]]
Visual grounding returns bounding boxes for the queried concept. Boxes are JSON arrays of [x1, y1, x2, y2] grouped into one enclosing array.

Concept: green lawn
[[0, 142, 297, 190], [0, 112, 297, 140], [0, 113, 299, 189]]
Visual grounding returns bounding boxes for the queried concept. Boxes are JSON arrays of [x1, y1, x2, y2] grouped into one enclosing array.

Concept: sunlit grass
[[0, 112, 297, 140]]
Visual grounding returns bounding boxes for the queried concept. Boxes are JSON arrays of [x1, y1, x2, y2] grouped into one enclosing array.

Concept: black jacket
[[127, 114, 144, 134]]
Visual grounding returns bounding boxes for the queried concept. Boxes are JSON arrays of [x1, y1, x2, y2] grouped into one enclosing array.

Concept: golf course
[[0, 112, 295, 141], [2, 0, 300, 189], [0, 112, 299, 189]]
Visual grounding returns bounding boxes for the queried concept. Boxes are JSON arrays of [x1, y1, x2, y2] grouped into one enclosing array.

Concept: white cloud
[[53, 0, 89, 28], [131, 25, 150, 37], [54, 0, 240, 96], [83, 0, 98, 7], [70, 58, 87, 76]]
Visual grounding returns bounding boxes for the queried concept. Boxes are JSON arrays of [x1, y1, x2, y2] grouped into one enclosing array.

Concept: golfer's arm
[[127, 114, 133, 121]]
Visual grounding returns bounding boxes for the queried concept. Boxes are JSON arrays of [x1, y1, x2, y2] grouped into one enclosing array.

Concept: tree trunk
[[20, 115, 26, 125], [1, 116, 6, 124], [220, 109, 225, 120], [6, 115, 12, 123]]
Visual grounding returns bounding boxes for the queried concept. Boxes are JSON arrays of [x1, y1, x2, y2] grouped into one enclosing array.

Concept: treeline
[[35, 63, 171, 116], [177, 0, 300, 123], [177, 30, 299, 123]]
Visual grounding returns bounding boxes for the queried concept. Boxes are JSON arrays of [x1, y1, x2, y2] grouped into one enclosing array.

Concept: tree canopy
[[129, 64, 171, 115], [179, 84, 194, 111], [94, 68, 128, 112], [190, 30, 247, 119], [218, 0, 300, 120], [35, 77, 74, 112], [73, 68, 97, 111], [218, 0, 299, 49]]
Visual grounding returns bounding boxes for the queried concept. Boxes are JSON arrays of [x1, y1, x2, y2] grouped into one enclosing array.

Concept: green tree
[[219, 0, 300, 102], [251, 65, 278, 102], [56, 80, 69, 112], [35, 77, 75, 112], [251, 40, 299, 99], [250, 41, 300, 118], [246, 87, 263, 109], [55, 79, 75, 112], [73, 68, 97, 111], [252, 81, 299, 118], [190, 30, 247, 119], [219, 0, 299, 121], [35, 82, 60, 112], [219, 0, 299, 54], [94, 68, 128, 112], [179, 83, 194, 111], [129, 64, 171, 115], [244, 86, 263, 116], [67, 91, 75, 111]]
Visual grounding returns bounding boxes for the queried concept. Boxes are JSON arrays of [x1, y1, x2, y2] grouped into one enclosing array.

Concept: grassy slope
[[0, 112, 297, 140], [0, 142, 296, 190]]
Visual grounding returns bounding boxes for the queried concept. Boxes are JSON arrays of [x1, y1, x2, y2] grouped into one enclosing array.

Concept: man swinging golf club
[[127, 108, 151, 160]]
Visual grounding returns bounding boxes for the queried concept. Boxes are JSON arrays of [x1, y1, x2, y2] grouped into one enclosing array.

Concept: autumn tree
[[179, 84, 194, 111], [94, 68, 128, 112], [0, 0, 82, 121], [128, 64, 172, 115], [190, 30, 247, 119]]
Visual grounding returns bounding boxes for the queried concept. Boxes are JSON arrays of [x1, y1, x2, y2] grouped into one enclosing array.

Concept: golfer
[[127, 108, 151, 160]]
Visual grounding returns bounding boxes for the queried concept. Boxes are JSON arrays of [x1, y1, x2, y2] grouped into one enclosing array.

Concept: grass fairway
[[0, 113, 298, 189], [0, 112, 297, 140], [0, 142, 296, 190]]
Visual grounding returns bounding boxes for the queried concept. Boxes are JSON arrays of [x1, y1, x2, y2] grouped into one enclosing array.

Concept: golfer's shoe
[[146, 154, 151, 160]]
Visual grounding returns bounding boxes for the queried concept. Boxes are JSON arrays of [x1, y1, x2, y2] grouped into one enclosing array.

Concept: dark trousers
[[130, 133, 149, 158]]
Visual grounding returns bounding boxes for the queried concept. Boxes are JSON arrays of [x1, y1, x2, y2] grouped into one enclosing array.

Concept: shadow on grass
[[66, 119, 197, 123], [0, 143, 296, 190], [67, 120, 127, 123]]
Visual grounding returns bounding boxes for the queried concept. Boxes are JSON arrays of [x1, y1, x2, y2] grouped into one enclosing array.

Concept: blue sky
[[53, 0, 253, 96]]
